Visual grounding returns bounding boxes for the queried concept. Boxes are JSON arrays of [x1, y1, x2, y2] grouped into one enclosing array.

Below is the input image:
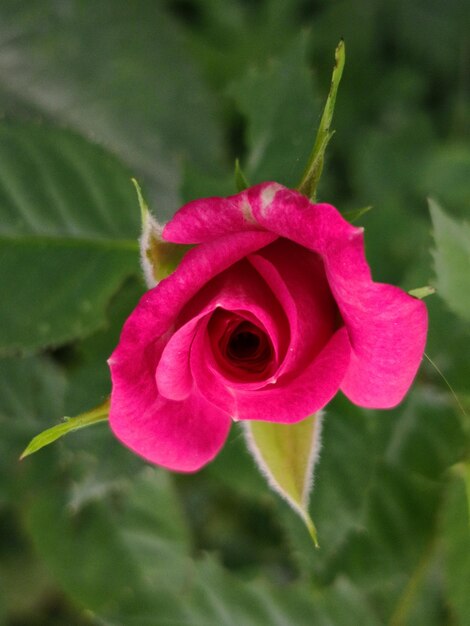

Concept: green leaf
[[297, 39, 345, 201], [0, 1, 223, 212], [22, 437, 379, 626], [0, 355, 66, 505], [243, 414, 322, 546], [20, 400, 110, 460], [429, 198, 470, 322], [229, 37, 320, 187], [234, 158, 250, 192], [408, 286, 436, 299], [342, 205, 373, 223], [133, 178, 191, 287], [319, 389, 465, 622], [0, 122, 140, 353]]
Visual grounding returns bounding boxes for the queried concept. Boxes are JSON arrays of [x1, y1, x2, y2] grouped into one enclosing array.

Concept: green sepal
[[342, 205, 373, 223], [234, 158, 250, 192], [243, 413, 323, 547], [20, 399, 110, 460], [132, 178, 192, 287], [297, 39, 345, 201], [408, 286, 436, 299]]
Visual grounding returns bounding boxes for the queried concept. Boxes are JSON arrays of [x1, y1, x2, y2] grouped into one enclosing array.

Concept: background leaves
[[0, 0, 468, 624]]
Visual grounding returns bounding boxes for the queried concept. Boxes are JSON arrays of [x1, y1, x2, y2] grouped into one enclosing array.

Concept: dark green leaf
[[0, 1, 223, 211], [229, 37, 320, 187], [0, 123, 140, 352]]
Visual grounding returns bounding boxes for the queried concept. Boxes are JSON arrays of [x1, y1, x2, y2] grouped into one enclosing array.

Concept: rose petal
[[166, 183, 427, 408], [109, 387, 231, 472], [192, 326, 351, 422], [155, 314, 204, 401], [249, 238, 337, 376], [109, 230, 276, 469], [156, 260, 287, 400], [338, 285, 428, 408], [109, 230, 278, 359]]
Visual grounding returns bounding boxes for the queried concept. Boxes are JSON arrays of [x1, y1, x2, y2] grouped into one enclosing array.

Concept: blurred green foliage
[[0, 0, 469, 624]]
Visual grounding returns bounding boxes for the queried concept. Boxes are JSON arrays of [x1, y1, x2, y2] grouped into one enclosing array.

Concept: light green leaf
[[0, 122, 141, 353], [429, 198, 470, 322], [408, 286, 436, 299], [297, 39, 345, 201], [133, 178, 191, 288], [20, 400, 110, 460], [243, 413, 323, 546]]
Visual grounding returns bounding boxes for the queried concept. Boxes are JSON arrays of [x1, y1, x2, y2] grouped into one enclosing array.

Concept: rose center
[[223, 321, 272, 374]]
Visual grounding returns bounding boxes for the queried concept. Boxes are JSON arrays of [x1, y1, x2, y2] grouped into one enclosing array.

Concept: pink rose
[[108, 183, 427, 472]]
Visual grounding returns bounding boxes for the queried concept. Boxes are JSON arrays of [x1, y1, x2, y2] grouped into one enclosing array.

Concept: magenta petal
[[246, 186, 427, 409], [162, 182, 281, 244], [110, 230, 278, 357], [109, 230, 276, 470], [155, 315, 204, 401], [109, 389, 231, 472], [249, 239, 337, 376], [156, 260, 286, 400], [339, 285, 428, 408], [192, 326, 351, 422]]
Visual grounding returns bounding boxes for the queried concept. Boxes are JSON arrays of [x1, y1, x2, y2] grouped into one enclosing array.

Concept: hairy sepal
[[133, 178, 191, 287], [243, 412, 323, 547]]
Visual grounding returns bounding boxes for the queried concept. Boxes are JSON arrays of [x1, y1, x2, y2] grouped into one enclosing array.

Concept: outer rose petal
[[164, 183, 427, 408], [109, 387, 231, 472], [338, 284, 427, 408], [109, 230, 276, 471]]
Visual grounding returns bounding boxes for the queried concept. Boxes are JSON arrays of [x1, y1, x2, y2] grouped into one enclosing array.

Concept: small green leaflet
[[20, 400, 110, 460], [297, 39, 345, 201], [342, 206, 373, 223], [243, 413, 323, 547], [234, 158, 250, 192], [408, 286, 436, 299], [133, 178, 192, 287]]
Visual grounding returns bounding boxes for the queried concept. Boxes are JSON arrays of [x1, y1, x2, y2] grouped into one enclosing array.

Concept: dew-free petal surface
[[109, 230, 276, 468], [167, 183, 427, 408], [110, 387, 231, 472], [156, 260, 287, 401], [192, 326, 350, 422]]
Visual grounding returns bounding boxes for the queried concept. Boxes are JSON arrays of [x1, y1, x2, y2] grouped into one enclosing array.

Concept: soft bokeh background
[[0, 1, 469, 624]]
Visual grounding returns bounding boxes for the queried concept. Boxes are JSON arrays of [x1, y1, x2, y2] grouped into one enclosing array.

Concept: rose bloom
[[108, 183, 427, 471]]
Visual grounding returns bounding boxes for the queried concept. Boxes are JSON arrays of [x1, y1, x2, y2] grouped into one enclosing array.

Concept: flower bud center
[[208, 310, 274, 381], [226, 322, 271, 370]]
